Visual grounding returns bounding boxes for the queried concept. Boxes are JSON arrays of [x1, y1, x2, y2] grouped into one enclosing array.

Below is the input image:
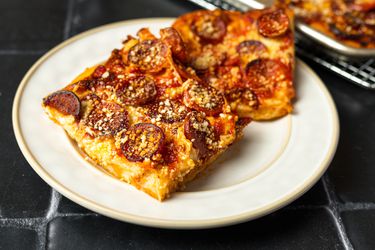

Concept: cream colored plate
[[12, 18, 339, 229]]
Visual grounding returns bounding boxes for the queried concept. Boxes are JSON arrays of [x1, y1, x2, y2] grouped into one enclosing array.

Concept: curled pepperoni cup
[[193, 14, 226, 43], [245, 59, 288, 97], [121, 123, 165, 162], [236, 40, 268, 57], [85, 102, 129, 136], [225, 88, 259, 109], [184, 111, 218, 158], [184, 80, 224, 116], [160, 27, 187, 63], [115, 75, 157, 105], [43, 90, 81, 118], [257, 9, 289, 37], [147, 99, 189, 124], [127, 40, 168, 73]]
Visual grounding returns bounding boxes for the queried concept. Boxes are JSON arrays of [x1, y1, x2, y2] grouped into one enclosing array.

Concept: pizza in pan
[[285, 0, 375, 48], [173, 7, 295, 120], [42, 27, 244, 201]]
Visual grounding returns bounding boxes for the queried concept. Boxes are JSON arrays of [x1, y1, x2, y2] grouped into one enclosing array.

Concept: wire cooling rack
[[186, 0, 375, 90]]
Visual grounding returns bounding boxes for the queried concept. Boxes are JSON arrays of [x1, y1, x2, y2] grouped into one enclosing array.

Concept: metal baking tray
[[189, 0, 375, 58]]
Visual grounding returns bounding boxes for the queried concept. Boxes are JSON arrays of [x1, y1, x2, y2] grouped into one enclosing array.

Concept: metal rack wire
[[187, 0, 375, 90]]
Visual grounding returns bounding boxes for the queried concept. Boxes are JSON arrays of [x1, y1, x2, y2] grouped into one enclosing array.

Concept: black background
[[1, 0, 375, 249]]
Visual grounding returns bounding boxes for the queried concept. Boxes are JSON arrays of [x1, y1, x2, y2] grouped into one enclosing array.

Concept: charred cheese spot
[[258, 9, 290, 37], [121, 123, 165, 162], [128, 40, 168, 73], [184, 79, 224, 116], [115, 74, 157, 105], [85, 102, 129, 136], [43, 90, 81, 118]]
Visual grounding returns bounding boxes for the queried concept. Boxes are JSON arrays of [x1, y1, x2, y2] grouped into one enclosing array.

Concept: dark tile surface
[[57, 196, 91, 214], [288, 179, 328, 206], [0, 0, 67, 50], [0, 55, 51, 218], [308, 61, 375, 203], [342, 210, 375, 250], [71, 0, 200, 35], [0, 226, 38, 250], [47, 209, 343, 250]]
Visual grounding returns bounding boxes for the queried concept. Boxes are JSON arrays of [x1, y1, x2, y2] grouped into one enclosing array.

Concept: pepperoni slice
[[245, 59, 288, 97], [258, 9, 289, 37], [225, 88, 259, 109], [127, 40, 168, 73], [121, 123, 165, 162], [43, 90, 81, 118], [115, 75, 157, 105], [147, 99, 189, 123], [193, 13, 226, 43], [184, 111, 218, 158], [236, 40, 268, 57], [85, 102, 129, 136], [160, 27, 187, 63], [184, 79, 224, 116]]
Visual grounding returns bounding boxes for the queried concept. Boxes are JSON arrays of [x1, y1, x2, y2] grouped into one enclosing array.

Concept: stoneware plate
[[12, 18, 339, 229]]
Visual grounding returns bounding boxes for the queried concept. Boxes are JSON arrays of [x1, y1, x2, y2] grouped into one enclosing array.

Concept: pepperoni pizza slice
[[42, 28, 242, 201], [173, 7, 295, 120]]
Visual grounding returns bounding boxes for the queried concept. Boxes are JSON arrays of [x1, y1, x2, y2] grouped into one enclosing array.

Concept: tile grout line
[[322, 174, 354, 250], [35, 189, 62, 250], [340, 202, 375, 211]]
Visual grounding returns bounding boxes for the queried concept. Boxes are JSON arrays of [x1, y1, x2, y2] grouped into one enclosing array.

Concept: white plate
[[12, 18, 339, 229]]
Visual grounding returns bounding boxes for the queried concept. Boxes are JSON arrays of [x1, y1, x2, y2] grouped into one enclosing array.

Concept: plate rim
[[12, 18, 340, 229]]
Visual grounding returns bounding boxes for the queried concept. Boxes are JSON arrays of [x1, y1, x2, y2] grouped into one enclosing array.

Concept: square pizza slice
[[173, 6, 295, 120], [42, 27, 245, 201]]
